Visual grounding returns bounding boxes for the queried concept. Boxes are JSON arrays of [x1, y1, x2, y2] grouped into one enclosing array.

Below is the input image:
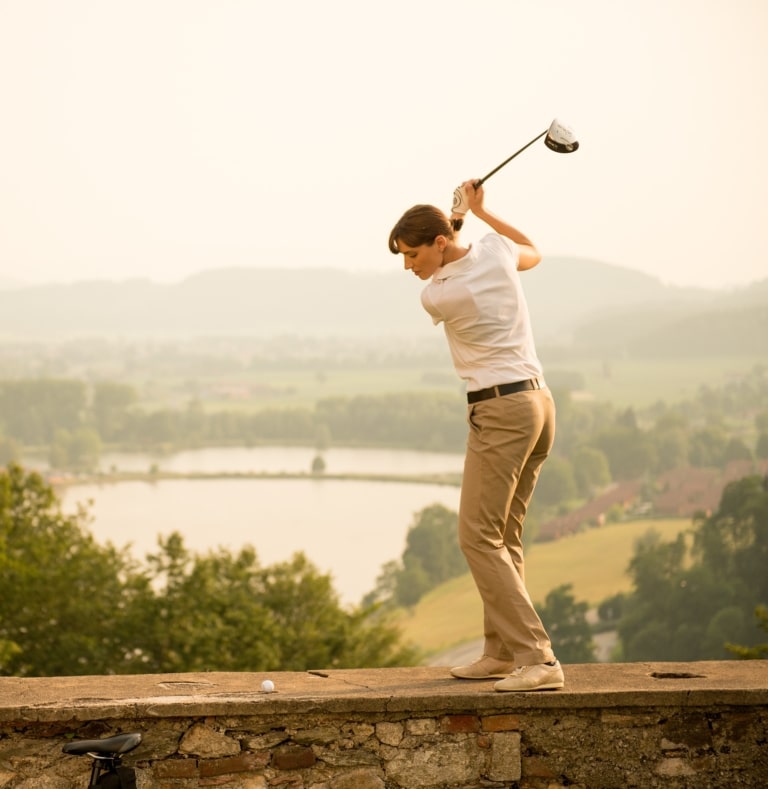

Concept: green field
[[140, 366, 461, 412], [143, 354, 762, 414], [394, 518, 691, 657], [542, 355, 763, 409]]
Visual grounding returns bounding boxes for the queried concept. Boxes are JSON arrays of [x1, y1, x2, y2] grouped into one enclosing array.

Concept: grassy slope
[[394, 518, 691, 657]]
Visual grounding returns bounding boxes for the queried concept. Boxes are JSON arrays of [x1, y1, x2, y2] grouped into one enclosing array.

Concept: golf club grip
[[475, 129, 547, 186]]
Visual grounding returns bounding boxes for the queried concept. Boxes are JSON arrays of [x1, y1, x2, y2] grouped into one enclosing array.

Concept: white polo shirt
[[420, 233, 543, 392]]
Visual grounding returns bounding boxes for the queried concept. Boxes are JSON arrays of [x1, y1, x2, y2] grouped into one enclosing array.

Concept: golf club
[[452, 118, 578, 217]]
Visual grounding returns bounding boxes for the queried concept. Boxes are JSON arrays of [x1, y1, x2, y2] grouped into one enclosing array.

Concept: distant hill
[[0, 276, 25, 290], [0, 269, 425, 338], [573, 303, 768, 357], [520, 256, 715, 340], [0, 260, 765, 358]]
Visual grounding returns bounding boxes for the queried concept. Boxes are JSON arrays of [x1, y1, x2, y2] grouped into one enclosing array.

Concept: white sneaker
[[493, 661, 564, 692], [450, 655, 517, 679]]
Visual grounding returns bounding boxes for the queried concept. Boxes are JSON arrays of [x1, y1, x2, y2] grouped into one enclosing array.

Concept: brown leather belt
[[467, 378, 543, 404]]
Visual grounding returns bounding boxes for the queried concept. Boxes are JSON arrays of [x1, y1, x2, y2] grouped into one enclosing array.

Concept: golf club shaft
[[475, 129, 547, 186]]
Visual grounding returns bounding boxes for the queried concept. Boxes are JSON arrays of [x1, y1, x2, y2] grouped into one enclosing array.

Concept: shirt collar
[[432, 243, 474, 281]]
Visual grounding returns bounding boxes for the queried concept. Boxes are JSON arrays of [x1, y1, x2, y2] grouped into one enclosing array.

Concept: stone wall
[[0, 662, 766, 788]]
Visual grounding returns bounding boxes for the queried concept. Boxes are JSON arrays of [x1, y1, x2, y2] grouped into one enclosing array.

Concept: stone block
[[272, 744, 316, 770], [441, 715, 479, 733], [329, 768, 385, 788], [655, 757, 696, 777], [199, 751, 269, 777], [153, 758, 199, 778], [178, 723, 240, 757], [482, 714, 520, 732], [405, 718, 437, 736], [375, 721, 403, 746], [385, 739, 478, 787], [487, 731, 521, 782]]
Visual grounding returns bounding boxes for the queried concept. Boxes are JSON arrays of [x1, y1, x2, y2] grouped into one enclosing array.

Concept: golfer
[[388, 180, 563, 692]]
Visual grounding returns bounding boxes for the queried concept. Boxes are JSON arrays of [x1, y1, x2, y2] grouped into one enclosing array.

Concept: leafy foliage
[[727, 606, 768, 659], [538, 584, 596, 663], [617, 475, 768, 660], [0, 463, 417, 676], [0, 463, 136, 676], [0, 379, 86, 444], [364, 504, 465, 609]]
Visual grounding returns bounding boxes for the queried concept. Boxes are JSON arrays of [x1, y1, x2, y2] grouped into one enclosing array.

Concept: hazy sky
[[1, 0, 766, 289]]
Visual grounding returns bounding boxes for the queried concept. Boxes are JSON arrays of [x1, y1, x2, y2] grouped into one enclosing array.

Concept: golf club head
[[545, 119, 579, 153]]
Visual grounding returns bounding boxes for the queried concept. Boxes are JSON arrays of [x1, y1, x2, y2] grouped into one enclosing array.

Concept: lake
[[58, 447, 465, 606], [94, 446, 465, 476]]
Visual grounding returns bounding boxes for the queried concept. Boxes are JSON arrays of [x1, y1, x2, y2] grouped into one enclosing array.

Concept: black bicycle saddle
[[62, 732, 142, 756]]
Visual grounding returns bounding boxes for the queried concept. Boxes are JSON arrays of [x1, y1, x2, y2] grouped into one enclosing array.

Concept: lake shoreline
[[50, 469, 463, 489]]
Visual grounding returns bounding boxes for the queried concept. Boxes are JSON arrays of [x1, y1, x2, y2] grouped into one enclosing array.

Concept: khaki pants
[[458, 387, 556, 666]]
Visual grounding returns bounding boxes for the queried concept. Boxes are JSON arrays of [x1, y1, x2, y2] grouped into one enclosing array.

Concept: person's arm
[[461, 180, 542, 271]]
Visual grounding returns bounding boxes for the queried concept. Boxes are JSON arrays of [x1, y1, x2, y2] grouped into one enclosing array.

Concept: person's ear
[[435, 235, 447, 253]]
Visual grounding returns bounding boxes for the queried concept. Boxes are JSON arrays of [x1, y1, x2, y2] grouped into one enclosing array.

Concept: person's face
[[397, 237, 445, 280]]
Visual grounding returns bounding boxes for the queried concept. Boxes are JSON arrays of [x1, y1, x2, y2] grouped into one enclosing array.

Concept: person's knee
[[458, 521, 503, 554]]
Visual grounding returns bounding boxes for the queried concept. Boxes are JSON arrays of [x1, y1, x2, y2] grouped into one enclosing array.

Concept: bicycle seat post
[[87, 754, 109, 787]]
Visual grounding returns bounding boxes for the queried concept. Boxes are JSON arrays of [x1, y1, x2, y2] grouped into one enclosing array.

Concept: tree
[[394, 555, 432, 608], [688, 426, 728, 467], [594, 425, 656, 480], [597, 592, 625, 626], [571, 446, 611, 497], [537, 584, 595, 663], [0, 379, 87, 444], [692, 474, 768, 606], [48, 427, 102, 471], [401, 504, 464, 588], [181, 398, 206, 447], [722, 437, 752, 464], [0, 463, 418, 676], [362, 504, 466, 610], [617, 476, 768, 661], [756, 432, 768, 460], [618, 530, 697, 661], [727, 606, 768, 659], [362, 559, 400, 608], [535, 456, 578, 505], [0, 437, 19, 466], [0, 463, 140, 676], [649, 413, 689, 472], [382, 504, 466, 607], [91, 381, 138, 442], [130, 540, 418, 672]]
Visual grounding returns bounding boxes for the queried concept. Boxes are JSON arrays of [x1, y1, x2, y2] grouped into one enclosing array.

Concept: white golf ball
[[261, 679, 275, 693]]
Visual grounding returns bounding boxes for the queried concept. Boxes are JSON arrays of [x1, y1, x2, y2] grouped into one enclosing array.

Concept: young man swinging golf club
[[387, 131, 573, 689]]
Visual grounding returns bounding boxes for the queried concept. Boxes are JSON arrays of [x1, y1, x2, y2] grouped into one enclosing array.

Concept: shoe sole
[[451, 671, 513, 679], [494, 680, 564, 692]]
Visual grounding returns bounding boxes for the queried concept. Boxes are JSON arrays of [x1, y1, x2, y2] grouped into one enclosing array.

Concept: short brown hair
[[388, 204, 454, 254]]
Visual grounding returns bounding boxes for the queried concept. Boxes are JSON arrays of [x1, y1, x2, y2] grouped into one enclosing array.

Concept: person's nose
[[403, 257, 412, 270]]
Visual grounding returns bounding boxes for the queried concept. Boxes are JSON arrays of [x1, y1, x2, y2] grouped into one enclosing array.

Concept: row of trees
[[0, 464, 416, 677], [0, 379, 467, 464], [1, 367, 767, 486]]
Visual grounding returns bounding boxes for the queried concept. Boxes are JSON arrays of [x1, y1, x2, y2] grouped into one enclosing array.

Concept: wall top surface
[[1, 661, 766, 723]]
